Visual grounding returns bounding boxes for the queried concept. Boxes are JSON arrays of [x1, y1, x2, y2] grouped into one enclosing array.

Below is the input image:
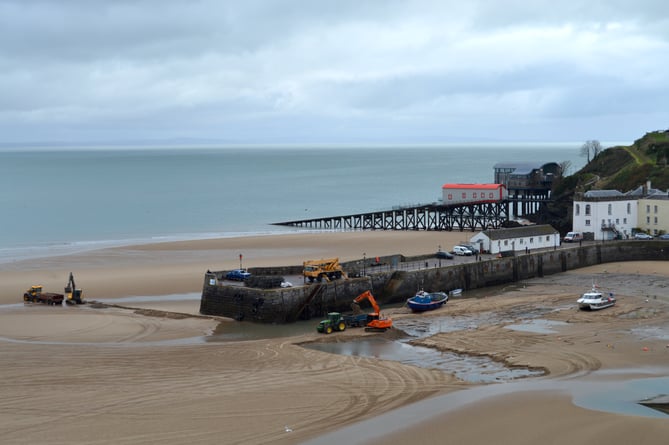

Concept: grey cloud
[[1, 0, 668, 144]]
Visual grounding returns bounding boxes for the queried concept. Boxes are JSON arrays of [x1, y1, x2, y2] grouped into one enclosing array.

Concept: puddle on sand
[[304, 337, 543, 383], [630, 326, 669, 341], [393, 313, 491, 337], [571, 375, 669, 418], [393, 305, 569, 339], [505, 319, 568, 334], [207, 318, 316, 342], [96, 293, 202, 303], [302, 309, 568, 383], [302, 374, 669, 445]]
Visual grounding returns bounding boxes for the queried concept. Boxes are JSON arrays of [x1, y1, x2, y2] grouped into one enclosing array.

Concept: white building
[[469, 224, 560, 254], [572, 190, 638, 241]]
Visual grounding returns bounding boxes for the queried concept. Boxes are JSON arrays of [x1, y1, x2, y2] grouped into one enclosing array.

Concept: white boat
[[577, 286, 616, 310]]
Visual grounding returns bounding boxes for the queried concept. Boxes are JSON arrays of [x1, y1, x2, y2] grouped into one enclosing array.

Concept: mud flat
[[1, 231, 669, 444]]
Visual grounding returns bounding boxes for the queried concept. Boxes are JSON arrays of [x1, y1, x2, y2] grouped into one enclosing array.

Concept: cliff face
[[532, 130, 669, 232], [584, 130, 669, 191]]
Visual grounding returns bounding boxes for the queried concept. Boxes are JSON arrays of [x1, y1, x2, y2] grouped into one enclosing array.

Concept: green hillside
[[534, 130, 669, 233], [589, 131, 669, 191]]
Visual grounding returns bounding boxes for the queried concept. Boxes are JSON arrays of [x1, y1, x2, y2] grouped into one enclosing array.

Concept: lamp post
[[239, 253, 243, 270], [438, 244, 442, 267], [363, 252, 367, 276]]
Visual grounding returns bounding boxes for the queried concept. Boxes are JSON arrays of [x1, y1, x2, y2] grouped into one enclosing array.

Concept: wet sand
[[1, 232, 669, 444]]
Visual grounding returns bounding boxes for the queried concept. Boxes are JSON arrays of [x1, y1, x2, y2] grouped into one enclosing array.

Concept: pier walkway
[[274, 200, 517, 231]]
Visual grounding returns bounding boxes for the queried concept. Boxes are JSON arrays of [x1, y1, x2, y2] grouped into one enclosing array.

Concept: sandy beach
[[1, 231, 669, 444]]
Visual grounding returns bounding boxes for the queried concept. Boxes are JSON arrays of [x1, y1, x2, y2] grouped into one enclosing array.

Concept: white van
[[563, 231, 583, 242], [453, 245, 473, 256]]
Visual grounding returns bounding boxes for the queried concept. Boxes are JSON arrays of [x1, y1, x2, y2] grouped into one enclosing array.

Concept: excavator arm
[[64, 272, 85, 304], [352, 290, 392, 332], [352, 290, 380, 315]]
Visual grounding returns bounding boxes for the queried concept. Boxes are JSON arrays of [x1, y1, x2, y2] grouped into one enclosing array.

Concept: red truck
[[23, 285, 64, 306]]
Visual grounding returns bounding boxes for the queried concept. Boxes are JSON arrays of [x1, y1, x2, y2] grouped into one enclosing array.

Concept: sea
[[0, 143, 592, 264]]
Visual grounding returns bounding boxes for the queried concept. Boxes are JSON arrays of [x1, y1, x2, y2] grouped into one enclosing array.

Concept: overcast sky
[[2, 0, 668, 146]]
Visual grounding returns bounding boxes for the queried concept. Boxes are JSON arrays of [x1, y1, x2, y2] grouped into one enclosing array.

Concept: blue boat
[[406, 291, 449, 312]]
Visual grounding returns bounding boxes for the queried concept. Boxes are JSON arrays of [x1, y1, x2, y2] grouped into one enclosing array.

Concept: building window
[[473, 192, 477, 198], [504, 240, 508, 246], [654, 217, 658, 225], [585, 204, 591, 216], [655, 205, 658, 213], [489, 192, 494, 198], [647, 216, 651, 224], [575, 204, 580, 216], [647, 205, 651, 213], [608, 204, 612, 215], [462, 192, 467, 199], [627, 203, 631, 214], [448, 194, 453, 200], [585, 219, 591, 226], [616, 218, 619, 224], [623, 218, 627, 224]]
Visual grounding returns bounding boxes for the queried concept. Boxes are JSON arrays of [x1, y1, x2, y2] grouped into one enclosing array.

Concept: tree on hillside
[[558, 160, 572, 177], [580, 140, 603, 163]]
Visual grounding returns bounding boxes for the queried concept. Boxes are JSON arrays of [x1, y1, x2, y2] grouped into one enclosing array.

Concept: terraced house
[[572, 181, 669, 240]]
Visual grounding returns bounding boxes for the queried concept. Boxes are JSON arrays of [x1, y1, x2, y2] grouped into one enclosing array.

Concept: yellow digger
[[64, 272, 85, 305]]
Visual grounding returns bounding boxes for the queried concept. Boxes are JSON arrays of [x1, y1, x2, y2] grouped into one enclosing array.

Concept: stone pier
[[200, 241, 669, 323]]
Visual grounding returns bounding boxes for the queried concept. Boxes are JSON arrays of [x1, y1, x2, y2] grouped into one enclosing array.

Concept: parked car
[[453, 245, 473, 256], [226, 269, 251, 281], [658, 234, 669, 240], [436, 250, 454, 259], [460, 243, 480, 254], [634, 232, 654, 240]]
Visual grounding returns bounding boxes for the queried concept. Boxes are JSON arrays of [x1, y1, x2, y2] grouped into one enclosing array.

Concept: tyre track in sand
[[2, 269, 668, 444], [0, 333, 456, 445]]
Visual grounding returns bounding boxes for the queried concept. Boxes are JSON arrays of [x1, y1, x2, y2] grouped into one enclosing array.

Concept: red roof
[[442, 183, 505, 189]]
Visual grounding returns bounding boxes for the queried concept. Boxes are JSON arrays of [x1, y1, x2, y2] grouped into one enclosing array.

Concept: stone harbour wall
[[200, 242, 669, 323]]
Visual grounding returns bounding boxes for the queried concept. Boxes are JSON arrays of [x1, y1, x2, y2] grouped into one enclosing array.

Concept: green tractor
[[316, 312, 347, 334]]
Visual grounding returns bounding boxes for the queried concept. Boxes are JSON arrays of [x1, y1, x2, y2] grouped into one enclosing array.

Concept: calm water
[[0, 143, 586, 262]]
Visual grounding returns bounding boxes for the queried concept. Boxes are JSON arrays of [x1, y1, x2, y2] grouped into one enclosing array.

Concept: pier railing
[[273, 201, 513, 231]]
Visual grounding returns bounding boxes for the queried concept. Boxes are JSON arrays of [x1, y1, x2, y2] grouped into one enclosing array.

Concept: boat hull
[[578, 300, 616, 311], [406, 292, 449, 312], [577, 290, 616, 311]]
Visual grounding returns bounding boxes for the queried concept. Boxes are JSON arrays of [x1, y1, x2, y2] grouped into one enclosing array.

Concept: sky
[[1, 0, 668, 146]]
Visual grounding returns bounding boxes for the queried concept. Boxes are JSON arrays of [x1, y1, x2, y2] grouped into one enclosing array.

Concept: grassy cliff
[[534, 130, 669, 233]]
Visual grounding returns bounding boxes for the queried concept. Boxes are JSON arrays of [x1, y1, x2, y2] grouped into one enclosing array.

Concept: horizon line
[[0, 140, 631, 151]]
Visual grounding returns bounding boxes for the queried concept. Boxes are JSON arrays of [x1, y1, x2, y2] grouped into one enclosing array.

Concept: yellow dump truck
[[23, 285, 64, 305], [303, 258, 347, 283]]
